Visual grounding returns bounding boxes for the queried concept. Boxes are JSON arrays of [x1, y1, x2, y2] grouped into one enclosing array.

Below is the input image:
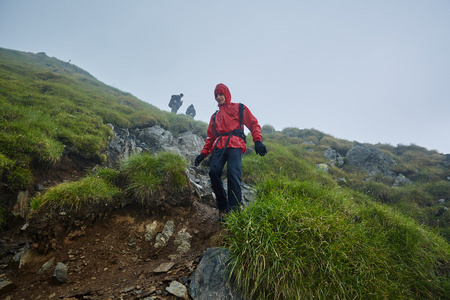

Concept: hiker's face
[[215, 93, 226, 105]]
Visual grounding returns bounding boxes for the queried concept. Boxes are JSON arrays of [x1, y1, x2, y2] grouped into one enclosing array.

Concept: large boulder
[[189, 248, 245, 300], [346, 143, 396, 176]]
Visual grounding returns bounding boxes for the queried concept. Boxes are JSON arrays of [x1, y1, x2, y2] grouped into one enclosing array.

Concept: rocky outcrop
[[323, 148, 344, 167], [106, 124, 205, 166], [346, 143, 397, 176], [189, 248, 245, 300]]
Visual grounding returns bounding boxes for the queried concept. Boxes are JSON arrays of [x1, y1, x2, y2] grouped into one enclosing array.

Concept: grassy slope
[[1, 48, 449, 298], [0, 47, 206, 193]]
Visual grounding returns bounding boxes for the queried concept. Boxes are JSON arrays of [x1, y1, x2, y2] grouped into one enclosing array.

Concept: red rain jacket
[[200, 83, 262, 157]]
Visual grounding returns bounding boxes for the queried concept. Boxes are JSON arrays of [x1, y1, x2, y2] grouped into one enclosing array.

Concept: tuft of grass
[[119, 152, 188, 206], [224, 178, 450, 299], [30, 175, 121, 212]]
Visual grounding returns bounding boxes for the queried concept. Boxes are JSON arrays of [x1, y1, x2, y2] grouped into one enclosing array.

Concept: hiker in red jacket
[[195, 83, 267, 220]]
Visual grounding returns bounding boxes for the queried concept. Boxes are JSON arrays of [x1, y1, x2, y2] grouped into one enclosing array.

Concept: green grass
[[30, 175, 121, 212], [224, 178, 450, 299], [119, 152, 188, 206]]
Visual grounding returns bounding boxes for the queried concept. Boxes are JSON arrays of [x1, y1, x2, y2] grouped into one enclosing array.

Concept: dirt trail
[[2, 200, 223, 299]]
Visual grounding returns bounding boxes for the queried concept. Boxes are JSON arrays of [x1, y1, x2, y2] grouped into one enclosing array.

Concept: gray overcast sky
[[1, 0, 450, 154]]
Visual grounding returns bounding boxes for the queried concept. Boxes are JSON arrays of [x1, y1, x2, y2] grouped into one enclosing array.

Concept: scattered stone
[[154, 220, 174, 248], [166, 280, 189, 299], [52, 262, 68, 283], [20, 223, 29, 231], [153, 262, 175, 273], [120, 286, 135, 293], [37, 257, 55, 274], [174, 228, 192, 253], [145, 220, 160, 242], [36, 183, 46, 191], [10, 246, 31, 269], [12, 190, 29, 218], [168, 254, 179, 260]]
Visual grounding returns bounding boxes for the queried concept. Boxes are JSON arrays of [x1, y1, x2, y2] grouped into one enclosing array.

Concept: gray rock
[[393, 173, 412, 187], [154, 220, 174, 248], [346, 143, 396, 176], [323, 148, 345, 167], [37, 257, 55, 274], [174, 229, 192, 253], [106, 125, 204, 166], [12, 190, 29, 218], [53, 262, 68, 283], [36, 183, 46, 191], [166, 281, 189, 299], [10, 246, 30, 269], [144, 220, 160, 242], [189, 248, 245, 300], [153, 262, 175, 273], [323, 148, 337, 162], [302, 140, 315, 146]]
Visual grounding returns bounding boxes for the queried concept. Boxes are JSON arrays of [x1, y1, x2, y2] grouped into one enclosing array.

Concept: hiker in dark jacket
[[195, 83, 267, 220], [186, 104, 196, 118], [168, 93, 183, 113]]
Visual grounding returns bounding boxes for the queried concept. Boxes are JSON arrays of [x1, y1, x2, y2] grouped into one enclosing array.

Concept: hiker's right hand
[[195, 154, 205, 166]]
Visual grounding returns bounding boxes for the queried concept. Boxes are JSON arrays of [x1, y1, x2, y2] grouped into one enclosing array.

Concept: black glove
[[195, 154, 205, 166], [255, 141, 267, 156]]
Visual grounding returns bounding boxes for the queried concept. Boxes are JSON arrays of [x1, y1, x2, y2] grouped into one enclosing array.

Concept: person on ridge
[[194, 83, 267, 220], [186, 104, 196, 118], [168, 93, 184, 113]]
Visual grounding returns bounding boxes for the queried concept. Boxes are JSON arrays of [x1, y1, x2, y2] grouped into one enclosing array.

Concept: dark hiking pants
[[208, 148, 242, 213]]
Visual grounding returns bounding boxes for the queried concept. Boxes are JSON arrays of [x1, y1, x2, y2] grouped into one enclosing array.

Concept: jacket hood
[[214, 83, 231, 105]]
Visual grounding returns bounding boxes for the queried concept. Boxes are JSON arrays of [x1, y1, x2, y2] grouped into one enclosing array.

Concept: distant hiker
[[186, 104, 196, 118], [168, 93, 184, 113], [194, 83, 267, 221]]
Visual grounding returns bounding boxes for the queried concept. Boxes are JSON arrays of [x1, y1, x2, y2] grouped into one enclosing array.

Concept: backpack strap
[[239, 103, 244, 129], [211, 103, 247, 153]]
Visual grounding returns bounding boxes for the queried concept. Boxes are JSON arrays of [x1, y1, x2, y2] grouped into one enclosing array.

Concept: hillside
[[1, 48, 449, 299]]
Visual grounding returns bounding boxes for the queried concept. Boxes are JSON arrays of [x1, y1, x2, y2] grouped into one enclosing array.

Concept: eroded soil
[[2, 201, 223, 300], [1, 154, 224, 299]]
